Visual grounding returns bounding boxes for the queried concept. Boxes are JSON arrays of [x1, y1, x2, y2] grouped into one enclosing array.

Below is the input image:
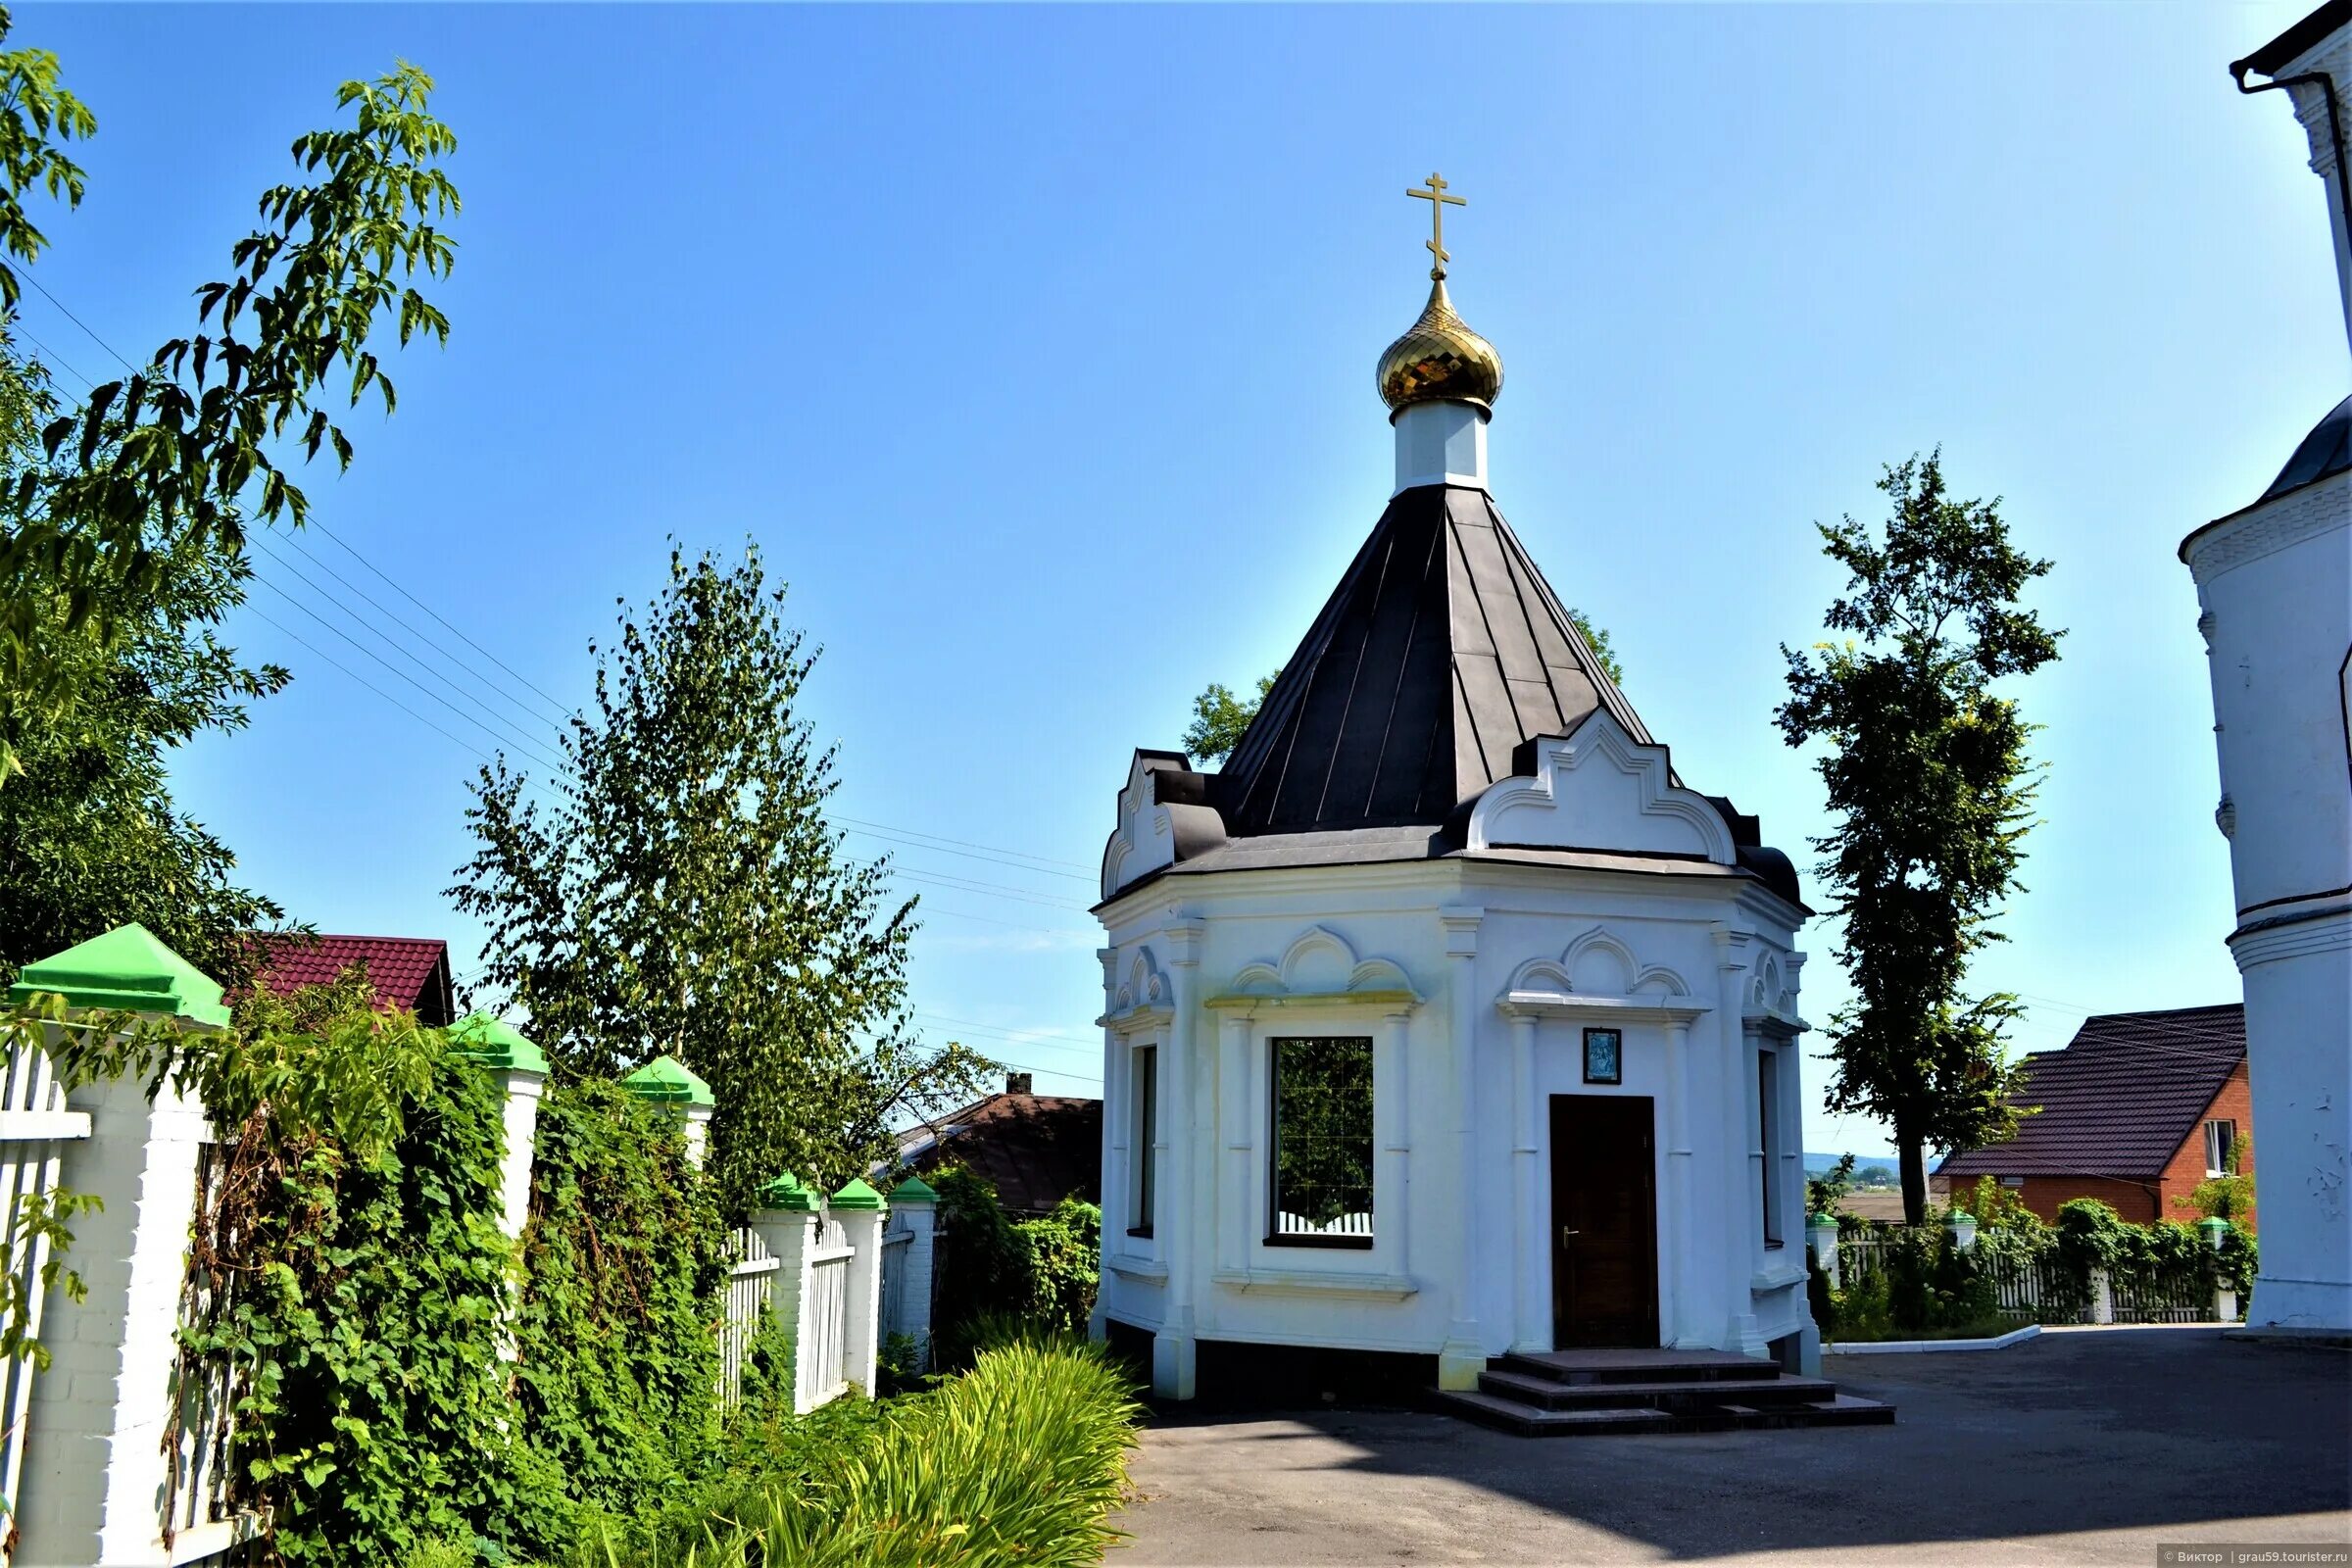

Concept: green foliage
[[1806, 1152, 1856, 1218], [1777, 451, 2062, 1222], [1566, 609, 1623, 687], [0, 32, 458, 784], [928, 1171, 1102, 1362], [0, 333, 290, 982], [2053, 1197, 2133, 1276], [569, 1338, 1142, 1568], [2218, 1222, 2259, 1299], [1020, 1196, 1102, 1337], [2180, 1136, 2255, 1223], [1183, 669, 1279, 764], [172, 978, 527, 1566], [929, 1166, 1034, 1364], [450, 541, 992, 1213], [508, 1078, 732, 1550]]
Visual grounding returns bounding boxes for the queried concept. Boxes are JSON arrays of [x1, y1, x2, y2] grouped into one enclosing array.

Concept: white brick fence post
[[1808, 1214, 1840, 1291], [2091, 1265, 2116, 1325], [828, 1179, 887, 1398], [2201, 1216, 2237, 1322], [887, 1176, 939, 1371], [621, 1055, 715, 1170], [451, 1012, 548, 1245], [6, 924, 222, 1567], [750, 1174, 822, 1412]]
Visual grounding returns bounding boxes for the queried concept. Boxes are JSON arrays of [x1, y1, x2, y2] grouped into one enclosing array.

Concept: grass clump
[[570, 1336, 1143, 1567]]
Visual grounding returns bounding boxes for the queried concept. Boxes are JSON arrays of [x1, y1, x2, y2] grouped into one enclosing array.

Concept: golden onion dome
[[1376, 276, 1503, 417]]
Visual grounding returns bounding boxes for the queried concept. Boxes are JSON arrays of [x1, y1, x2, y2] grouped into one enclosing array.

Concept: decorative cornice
[[1205, 989, 1421, 1015], [1495, 991, 1712, 1024], [1096, 1003, 1176, 1035], [1440, 906, 1485, 957]]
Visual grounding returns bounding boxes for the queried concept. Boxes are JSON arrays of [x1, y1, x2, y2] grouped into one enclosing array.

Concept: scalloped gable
[[1224, 925, 1418, 1001], [1102, 750, 1228, 901], [1464, 710, 1737, 864]]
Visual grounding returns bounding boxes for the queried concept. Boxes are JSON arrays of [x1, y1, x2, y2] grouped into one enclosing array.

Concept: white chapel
[[1090, 177, 1830, 1406]]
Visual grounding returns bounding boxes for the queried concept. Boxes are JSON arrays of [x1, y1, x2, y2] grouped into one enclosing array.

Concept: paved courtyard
[[1111, 1327, 2352, 1567]]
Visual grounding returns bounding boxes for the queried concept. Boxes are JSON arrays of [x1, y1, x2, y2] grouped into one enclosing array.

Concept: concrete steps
[[1435, 1348, 1896, 1437]]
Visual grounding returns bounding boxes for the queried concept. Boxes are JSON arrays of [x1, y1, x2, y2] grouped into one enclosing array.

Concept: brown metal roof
[[1938, 1004, 2245, 1181], [902, 1092, 1102, 1217], [1210, 484, 1644, 837]]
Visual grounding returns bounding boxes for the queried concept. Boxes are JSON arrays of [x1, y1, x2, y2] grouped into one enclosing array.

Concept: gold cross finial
[[1407, 172, 1466, 279]]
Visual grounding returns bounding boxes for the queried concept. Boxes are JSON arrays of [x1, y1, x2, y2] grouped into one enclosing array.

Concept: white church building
[[2182, 1, 2352, 1338], [1089, 179, 1828, 1406]]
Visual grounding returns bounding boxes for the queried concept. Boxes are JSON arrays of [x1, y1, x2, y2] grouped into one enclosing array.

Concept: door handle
[[1560, 1227, 1579, 1247]]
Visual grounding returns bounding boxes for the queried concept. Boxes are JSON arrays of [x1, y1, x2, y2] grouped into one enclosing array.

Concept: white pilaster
[[1152, 917, 1204, 1400], [1438, 906, 1486, 1389], [1218, 1012, 1250, 1276], [1376, 1006, 1414, 1306], [750, 1204, 819, 1412], [1507, 1010, 1542, 1349], [1664, 1017, 1699, 1347]]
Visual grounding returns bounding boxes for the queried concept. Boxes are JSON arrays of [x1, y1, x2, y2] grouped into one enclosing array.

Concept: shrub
[[570, 1338, 1143, 1567], [1021, 1195, 1102, 1336], [509, 1079, 733, 1552]]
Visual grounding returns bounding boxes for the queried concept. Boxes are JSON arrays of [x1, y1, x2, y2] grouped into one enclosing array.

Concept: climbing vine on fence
[[169, 975, 533, 1566], [508, 1077, 731, 1549]]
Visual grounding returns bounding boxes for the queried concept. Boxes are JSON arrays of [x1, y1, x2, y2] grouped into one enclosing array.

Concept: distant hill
[[1803, 1151, 1898, 1175]]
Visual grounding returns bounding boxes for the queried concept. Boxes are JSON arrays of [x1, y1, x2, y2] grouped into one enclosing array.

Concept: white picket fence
[[1836, 1230, 2232, 1325], [878, 1229, 912, 1346], [718, 1227, 780, 1411], [799, 1219, 854, 1410]]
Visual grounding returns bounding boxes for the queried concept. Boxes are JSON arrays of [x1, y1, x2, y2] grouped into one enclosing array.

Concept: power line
[[305, 517, 572, 714], [917, 1009, 1098, 1047], [261, 524, 571, 731], [250, 539, 570, 767], [11, 322, 92, 391], [891, 867, 1082, 912], [836, 814, 1091, 873], [242, 604, 496, 766], [247, 573, 570, 773], [845, 824, 1094, 884], [22, 272, 138, 374]]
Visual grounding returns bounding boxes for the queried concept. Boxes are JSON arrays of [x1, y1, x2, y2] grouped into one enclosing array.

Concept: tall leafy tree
[[451, 543, 993, 1213], [0, 333, 290, 979], [0, 14, 459, 785], [1777, 452, 2061, 1224]]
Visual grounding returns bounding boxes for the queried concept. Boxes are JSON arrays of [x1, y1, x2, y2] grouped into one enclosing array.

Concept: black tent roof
[[1210, 484, 1647, 837]]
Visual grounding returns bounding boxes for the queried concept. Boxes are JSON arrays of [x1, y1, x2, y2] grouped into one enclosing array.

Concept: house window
[[2203, 1118, 2237, 1179], [1268, 1036, 1374, 1249], [1758, 1050, 1782, 1248], [1129, 1046, 1157, 1239]]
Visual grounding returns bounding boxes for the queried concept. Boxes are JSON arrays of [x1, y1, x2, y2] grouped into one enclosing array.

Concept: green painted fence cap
[[2197, 1216, 2230, 1236], [889, 1174, 939, 1202], [7, 923, 229, 1029], [757, 1170, 821, 1212], [621, 1054, 714, 1107], [450, 1011, 550, 1075], [830, 1176, 886, 1210], [1946, 1210, 1976, 1223], [1808, 1212, 1838, 1229]]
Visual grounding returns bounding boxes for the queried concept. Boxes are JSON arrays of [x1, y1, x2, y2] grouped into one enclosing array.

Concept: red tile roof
[[245, 934, 456, 1026], [900, 1092, 1102, 1217], [1938, 1004, 2244, 1181]]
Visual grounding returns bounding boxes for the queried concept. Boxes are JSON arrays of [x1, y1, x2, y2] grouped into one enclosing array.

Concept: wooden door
[[1549, 1094, 1659, 1348]]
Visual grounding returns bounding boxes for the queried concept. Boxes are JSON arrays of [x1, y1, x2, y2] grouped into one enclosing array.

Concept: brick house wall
[[2155, 1059, 2255, 1229], [1960, 1063, 2257, 1231]]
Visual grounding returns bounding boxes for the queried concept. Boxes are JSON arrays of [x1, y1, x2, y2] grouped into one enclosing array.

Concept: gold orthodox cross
[[1407, 172, 1465, 278]]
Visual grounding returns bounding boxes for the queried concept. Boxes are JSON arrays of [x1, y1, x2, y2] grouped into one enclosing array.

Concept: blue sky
[[18, 4, 2342, 1158]]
